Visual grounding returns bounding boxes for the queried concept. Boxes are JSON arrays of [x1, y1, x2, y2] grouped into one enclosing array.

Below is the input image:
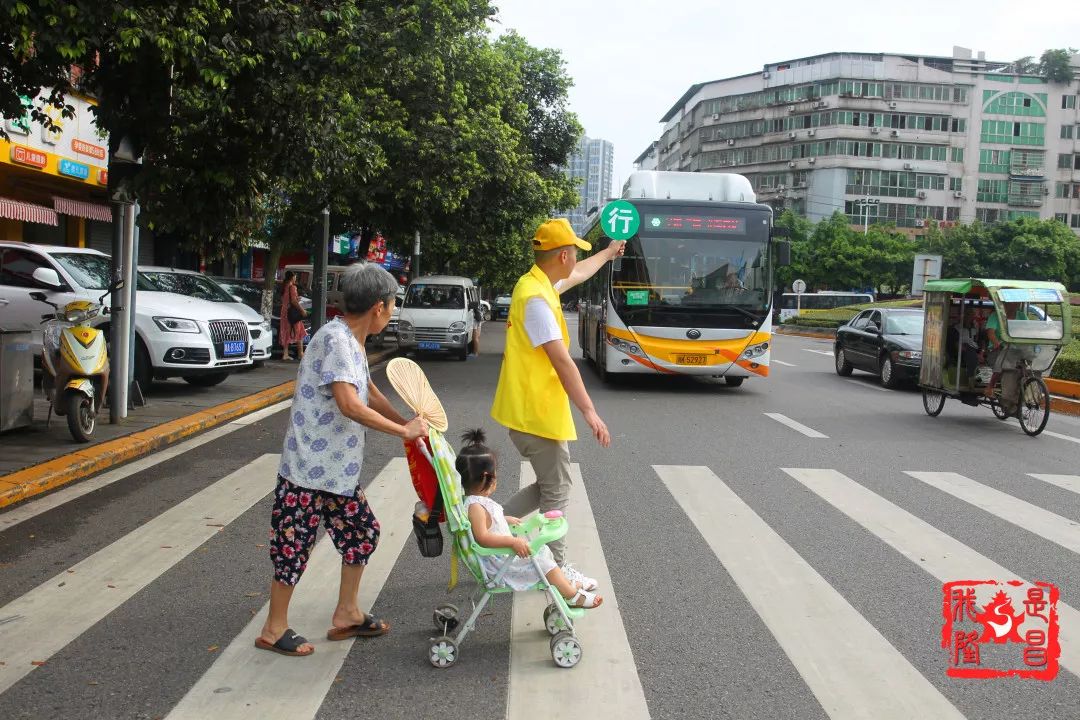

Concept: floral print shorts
[[270, 476, 380, 586]]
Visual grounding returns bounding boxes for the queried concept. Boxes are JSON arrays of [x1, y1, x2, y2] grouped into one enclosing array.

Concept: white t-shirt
[[523, 280, 564, 348]]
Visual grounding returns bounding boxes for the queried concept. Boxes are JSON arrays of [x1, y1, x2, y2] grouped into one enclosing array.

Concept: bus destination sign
[[645, 214, 746, 234]]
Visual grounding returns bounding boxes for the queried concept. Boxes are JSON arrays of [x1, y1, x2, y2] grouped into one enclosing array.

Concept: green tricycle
[[919, 278, 1072, 437]]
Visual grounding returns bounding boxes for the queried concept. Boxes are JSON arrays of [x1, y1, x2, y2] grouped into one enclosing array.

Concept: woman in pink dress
[[280, 271, 308, 361]]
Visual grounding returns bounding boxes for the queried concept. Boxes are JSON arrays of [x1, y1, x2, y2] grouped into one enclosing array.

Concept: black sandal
[[255, 628, 314, 657], [326, 614, 390, 641]]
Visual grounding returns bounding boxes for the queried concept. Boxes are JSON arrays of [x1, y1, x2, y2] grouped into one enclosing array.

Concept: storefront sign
[[11, 145, 47, 169], [97, 169, 108, 185], [71, 139, 106, 160], [58, 158, 90, 180]]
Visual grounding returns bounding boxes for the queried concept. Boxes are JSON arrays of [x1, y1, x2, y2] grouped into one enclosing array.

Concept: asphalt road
[[1, 317, 1078, 720]]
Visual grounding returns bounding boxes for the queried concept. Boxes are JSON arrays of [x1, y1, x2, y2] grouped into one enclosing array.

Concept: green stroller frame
[[417, 429, 586, 669]]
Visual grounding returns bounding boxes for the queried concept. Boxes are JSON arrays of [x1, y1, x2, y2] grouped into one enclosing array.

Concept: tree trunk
[[262, 242, 285, 319]]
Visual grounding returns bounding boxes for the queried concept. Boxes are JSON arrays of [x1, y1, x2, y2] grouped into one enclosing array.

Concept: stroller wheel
[[433, 604, 460, 632], [550, 631, 582, 669], [429, 636, 458, 668], [543, 603, 569, 636]]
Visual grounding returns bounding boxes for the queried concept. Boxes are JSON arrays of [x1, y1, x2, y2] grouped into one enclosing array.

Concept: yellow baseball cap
[[533, 218, 592, 252]]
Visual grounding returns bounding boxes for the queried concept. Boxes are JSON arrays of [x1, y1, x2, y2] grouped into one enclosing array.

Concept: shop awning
[[0, 197, 58, 226], [52, 196, 113, 222]]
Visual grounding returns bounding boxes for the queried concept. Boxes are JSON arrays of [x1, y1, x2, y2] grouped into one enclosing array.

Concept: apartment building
[[557, 135, 614, 234]]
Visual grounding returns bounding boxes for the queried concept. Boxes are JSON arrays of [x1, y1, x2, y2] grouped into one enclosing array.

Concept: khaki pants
[[503, 429, 572, 564]]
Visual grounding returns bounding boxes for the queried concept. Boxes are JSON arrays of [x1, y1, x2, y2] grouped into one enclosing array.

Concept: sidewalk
[[0, 348, 398, 508]]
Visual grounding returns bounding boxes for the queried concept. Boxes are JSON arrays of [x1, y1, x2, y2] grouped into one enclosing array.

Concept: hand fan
[[385, 357, 449, 432]]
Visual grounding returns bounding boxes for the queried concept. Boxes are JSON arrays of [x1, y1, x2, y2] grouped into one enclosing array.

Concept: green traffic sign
[[601, 200, 640, 241]]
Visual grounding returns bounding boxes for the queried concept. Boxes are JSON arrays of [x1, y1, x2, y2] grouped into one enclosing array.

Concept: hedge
[[1054, 339, 1080, 382]]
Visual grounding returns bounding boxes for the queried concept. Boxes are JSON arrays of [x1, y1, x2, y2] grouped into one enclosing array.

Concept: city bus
[[578, 171, 790, 386], [777, 291, 874, 322]]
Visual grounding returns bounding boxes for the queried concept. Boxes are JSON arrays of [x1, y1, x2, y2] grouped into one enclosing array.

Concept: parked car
[[396, 275, 480, 360], [371, 290, 406, 347], [211, 276, 312, 353], [142, 267, 272, 364], [0, 242, 253, 389], [479, 299, 491, 320], [282, 263, 349, 319], [493, 294, 511, 320], [834, 307, 924, 388]]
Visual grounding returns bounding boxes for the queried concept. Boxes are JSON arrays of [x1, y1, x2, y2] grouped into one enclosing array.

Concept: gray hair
[[340, 263, 399, 315]]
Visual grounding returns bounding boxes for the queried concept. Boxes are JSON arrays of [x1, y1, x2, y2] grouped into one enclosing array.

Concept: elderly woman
[[257, 263, 427, 657]]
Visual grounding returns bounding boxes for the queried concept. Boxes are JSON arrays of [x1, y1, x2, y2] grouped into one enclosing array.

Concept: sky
[[492, 0, 1080, 196]]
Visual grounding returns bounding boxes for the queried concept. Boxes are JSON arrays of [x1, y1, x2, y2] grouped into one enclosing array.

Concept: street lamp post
[[311, 207, 330, 333], [856, 192, 880, 235]]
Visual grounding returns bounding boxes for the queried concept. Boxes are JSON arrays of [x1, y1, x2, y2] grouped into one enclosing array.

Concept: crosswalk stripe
[[1029, 474, 1080, 496], [906, 472, 1080, 555], [507, 463, 649, 719], [773, 360, 796, 367], [783, 468, 1080, 675], [803, 349, 833, 356], [0, 401, 290, 533], [166, 458, 412, 720], [0, 454, 280, 695], [658, 466, 963, 720], [764, 412, 829, 438]]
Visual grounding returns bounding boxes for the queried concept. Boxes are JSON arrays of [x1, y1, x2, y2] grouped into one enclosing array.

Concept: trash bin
[[0, 329, 34, 432]]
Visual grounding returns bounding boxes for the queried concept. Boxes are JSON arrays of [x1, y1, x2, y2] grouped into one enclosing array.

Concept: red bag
[[405, 438, 445, 522]]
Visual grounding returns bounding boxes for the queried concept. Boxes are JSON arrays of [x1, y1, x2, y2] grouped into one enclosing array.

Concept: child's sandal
[[568, 588, 603, 609]]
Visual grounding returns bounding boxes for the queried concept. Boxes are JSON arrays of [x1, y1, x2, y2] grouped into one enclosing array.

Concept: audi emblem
[[686, 329, 701, 339]]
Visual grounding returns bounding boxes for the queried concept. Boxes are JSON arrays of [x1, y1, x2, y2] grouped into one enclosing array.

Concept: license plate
[[675, 354, 708, 365], [418, 341, 442, 350], [223, 341, 247, 356]]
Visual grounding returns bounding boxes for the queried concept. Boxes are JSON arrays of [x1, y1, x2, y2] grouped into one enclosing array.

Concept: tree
[[1012, 56, 1038, 75], [865, 226, 916, 295], [1038, 48, 1078, 84]]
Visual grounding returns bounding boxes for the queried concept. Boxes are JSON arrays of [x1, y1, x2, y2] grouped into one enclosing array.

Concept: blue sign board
[[998, 288, 1062, 304], [58, 158, 90, 180]]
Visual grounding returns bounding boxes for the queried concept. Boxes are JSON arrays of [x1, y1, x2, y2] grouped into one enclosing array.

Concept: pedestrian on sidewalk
[[257, 263, 428, 658], [490, 218, 624, 585], [280, 270, 308, 362]]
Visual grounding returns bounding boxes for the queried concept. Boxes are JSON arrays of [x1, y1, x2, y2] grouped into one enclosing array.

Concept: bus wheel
[[725, 376, 744, 387], [594, 337, 607, 382]]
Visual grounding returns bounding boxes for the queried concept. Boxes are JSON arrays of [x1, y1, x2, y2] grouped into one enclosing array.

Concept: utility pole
[[312, 207, 330, 333], [108, 136, 140, 423], [412, 230, 421, 281]]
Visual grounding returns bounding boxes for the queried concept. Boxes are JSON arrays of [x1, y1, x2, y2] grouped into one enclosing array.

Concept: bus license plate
[[676, 354, 708, 365], [418, 341, 441, 350], [223, 341, 247, 357]]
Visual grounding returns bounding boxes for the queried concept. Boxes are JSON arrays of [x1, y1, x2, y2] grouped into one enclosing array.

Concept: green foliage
[[1053, 339, 1080, 382], [1038, 48, 1077, 84]]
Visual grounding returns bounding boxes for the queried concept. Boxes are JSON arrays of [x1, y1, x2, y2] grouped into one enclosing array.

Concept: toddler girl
[[456, 429, 602, 609]]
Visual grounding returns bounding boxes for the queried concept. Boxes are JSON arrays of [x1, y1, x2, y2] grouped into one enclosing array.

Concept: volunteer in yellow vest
[[492, 218, 624, 573]]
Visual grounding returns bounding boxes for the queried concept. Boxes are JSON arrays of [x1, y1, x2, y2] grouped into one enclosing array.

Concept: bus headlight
[[606, 334, 641, 356], [741, 342, 770, 359]]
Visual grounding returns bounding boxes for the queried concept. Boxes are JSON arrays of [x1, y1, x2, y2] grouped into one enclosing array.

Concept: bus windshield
[[610, 206, 771, 326]]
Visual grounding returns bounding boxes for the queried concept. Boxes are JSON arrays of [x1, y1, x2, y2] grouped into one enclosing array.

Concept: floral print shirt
[[278, 318, 370, 495]]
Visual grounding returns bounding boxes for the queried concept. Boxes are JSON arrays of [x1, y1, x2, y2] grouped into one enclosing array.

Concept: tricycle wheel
[[991, 401, 1010, 420], [1018, 377, 1050, 437], [922, 389, 946, 417]]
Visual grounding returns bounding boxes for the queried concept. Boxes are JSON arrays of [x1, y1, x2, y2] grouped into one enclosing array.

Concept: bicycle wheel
[[1018, 377, 1050, 437], [922, 388, 946, 417]]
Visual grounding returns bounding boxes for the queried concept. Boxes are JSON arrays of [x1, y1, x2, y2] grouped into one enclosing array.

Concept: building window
[[949, 177, 963, 191], [946, 207, 960, 221], [981, 120, 1044, 145], [982, 91, 1047, 116], [1073, 215, 1080, 229], [1063, 95, 1077, 110], [1063, 125, 1076, 139], [1055, 213, 1069, 224], [977, 179, 1009, 203], [951, 147, 965, 163], [1060, 153, 1075, 169], [979, 149, 1010, 173]]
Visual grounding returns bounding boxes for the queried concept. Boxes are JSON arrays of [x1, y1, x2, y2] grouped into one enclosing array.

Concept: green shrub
[[1051, 339, 1080, 382]]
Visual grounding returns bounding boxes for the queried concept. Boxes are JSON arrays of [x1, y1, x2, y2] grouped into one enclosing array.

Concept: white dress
[[465, 495, 557, 590]]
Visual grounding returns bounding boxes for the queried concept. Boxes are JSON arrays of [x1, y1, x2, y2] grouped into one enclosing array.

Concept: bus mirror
[[775, 240, 791, 267]]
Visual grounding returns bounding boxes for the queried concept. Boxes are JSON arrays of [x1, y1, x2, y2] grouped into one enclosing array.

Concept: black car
[[494, 294, 511, 320], [834, 308, 924, 388]]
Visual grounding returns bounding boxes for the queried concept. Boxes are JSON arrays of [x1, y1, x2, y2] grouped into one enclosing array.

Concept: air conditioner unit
[[789, 132, 797, 139], [808, 157, 817, 164], [789, 161, 797, 168], [763, 71, 771, 79], [712, 113, 720, 121], [787, 106, 795, 114], [808, 129, 816, 137], [728, 139, 735, 145], [888, 101, 898, 109], [870, 127, 880, 134], [917, 190, 927, 199], [914, 219, 925, 228], [903, 163, 914, 170], [816, 101, 829, 109], [890, 129, 899, 137], [953, 191, 963, 198]]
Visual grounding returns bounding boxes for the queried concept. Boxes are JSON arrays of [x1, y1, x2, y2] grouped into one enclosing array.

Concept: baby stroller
[[415, 429, 587, 669]]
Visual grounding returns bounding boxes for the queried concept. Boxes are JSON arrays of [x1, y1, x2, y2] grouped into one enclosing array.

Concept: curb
[[776, 326, 837, 340], [1051, 396, 1080, 417], [0, 381, 297, 510]]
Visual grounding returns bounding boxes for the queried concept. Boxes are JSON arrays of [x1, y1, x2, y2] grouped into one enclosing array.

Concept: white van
[[396, 276, 479, 361]]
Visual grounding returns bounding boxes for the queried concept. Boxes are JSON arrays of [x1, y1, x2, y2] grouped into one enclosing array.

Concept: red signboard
[[71, 139, 107, 160], [97, 169, 108, 185], [11, 145, 47, 169]]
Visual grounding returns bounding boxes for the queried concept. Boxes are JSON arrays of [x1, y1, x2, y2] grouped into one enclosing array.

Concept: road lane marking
[[0, 400, 291, 533], [1043, 430, 1080, 446], [764, 413, 829, 438], [657, 466, 963, 720], [1029, 474, 1080, 496], [0, 454, 281, 695], [773, 360, 796, 367], [802, 349, 834, 356], [507, 463, 649, 720], [906, 472, 1080, 555], [782, 468, 1080, 675], [167, 458, 411, 720], [843, 379, 889, 392]]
